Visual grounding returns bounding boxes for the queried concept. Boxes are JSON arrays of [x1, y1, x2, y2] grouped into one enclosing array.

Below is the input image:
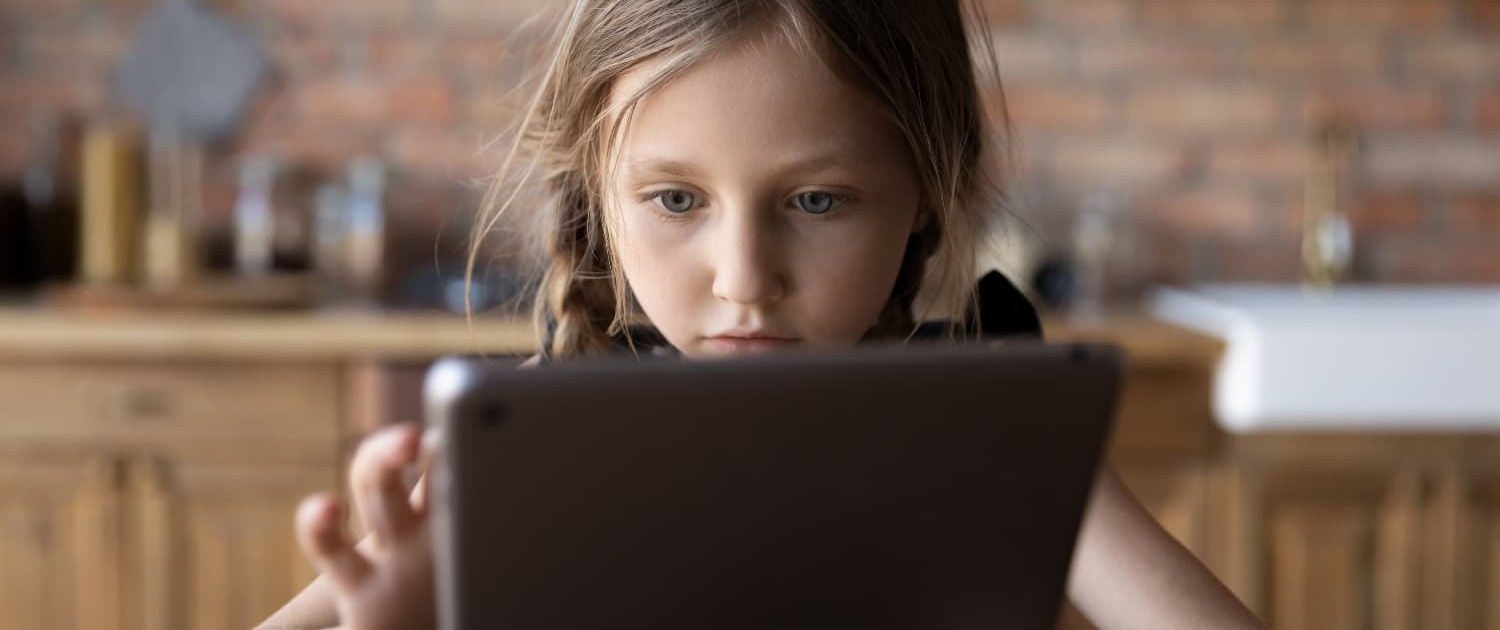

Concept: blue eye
[[795, 192, 839, 215], [652, 190, 696, 214]]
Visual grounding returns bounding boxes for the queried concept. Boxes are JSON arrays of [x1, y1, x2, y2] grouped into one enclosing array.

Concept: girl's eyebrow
[[623, 152, 865, 180], [623, 157, 703, 179]]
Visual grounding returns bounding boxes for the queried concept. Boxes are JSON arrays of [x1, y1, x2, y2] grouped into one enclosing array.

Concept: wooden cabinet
[[1, 310, 1494, 629], [122, 459, 337, 630], [1438, 469, 1500, 630], [0, 360, 345, 630], [1218, 463, 1425, 630], [1203, 435, 1500, 630], [0, 458, 122, 630]]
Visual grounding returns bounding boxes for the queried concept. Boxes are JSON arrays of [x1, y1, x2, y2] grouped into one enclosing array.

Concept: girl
[[259, 1, 1264, 628]]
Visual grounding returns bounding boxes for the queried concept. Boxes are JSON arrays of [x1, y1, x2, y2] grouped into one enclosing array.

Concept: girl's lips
[[705, 336, 799, 354]]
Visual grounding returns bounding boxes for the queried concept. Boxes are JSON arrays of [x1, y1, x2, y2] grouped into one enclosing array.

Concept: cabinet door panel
[[1229, 467, 1424, 630], [0, 459, 122, 630], [125, 460, 336, 630], [1435, 471, 1500, 630]]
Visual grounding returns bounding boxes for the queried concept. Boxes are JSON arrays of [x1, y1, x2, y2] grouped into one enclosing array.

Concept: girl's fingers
[[295, 494, 373, 592], [411, 426, 443, 515], [349, 423, 424, 543]]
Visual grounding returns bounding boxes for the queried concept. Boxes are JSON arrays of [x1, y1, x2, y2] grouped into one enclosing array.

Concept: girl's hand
[[295, 423, 436, 630]]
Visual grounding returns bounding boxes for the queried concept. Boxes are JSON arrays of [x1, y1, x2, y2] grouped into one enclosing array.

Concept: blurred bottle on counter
[[79, 121, 144, 287], [233, 155, 278, 278], [1030, 191, 1149, 318], [344, 156, 387, 308], [311, 182, 348, 304], [140, 126, 205, 292], [0, 111, 80, 294], [1303, 118, 1357, 288]]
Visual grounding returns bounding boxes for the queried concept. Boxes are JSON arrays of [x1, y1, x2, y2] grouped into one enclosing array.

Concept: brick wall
[[1, 0, 1496, 284]]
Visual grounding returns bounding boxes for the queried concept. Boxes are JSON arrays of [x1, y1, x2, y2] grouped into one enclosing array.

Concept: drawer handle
[[113, 388, 176, 420]]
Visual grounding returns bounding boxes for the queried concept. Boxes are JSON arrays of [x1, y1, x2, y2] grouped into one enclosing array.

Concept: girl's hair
[[467, 0, 1013, 360]]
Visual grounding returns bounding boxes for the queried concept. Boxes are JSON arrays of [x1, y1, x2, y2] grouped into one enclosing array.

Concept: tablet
[[426, 341, 1122, 630]]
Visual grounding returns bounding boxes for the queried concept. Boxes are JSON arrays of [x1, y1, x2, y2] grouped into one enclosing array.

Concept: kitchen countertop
[[0, 306, 1223, 366], [0, 307, 538, 361]]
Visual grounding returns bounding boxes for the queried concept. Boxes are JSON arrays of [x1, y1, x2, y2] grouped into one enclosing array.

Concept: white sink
[[1149, 284, 1500, 432]]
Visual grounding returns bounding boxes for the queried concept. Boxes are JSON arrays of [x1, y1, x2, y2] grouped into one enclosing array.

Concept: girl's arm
[[253, 572, 342, 629], [1067, 464, 1264, 630]]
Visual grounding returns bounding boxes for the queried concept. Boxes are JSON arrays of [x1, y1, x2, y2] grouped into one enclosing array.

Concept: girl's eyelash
[[636, 189, 855, 215], [640, 190, 700, 221], [790, 191, 852, 214]]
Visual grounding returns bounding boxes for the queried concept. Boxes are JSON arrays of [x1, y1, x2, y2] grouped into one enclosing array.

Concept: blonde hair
[[467, 0, 1013, 360]]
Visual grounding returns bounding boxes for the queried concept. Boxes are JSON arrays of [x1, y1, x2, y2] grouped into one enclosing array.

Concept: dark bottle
[[0, 112, 79, 294]]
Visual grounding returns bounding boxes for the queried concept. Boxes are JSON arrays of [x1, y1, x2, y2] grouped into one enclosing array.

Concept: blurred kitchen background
[[0, 1, 1496, 629]]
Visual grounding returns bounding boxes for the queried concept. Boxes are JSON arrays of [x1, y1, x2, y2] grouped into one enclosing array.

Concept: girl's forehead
[[609, 25, 843, 111], [606, 33, 904, 167]]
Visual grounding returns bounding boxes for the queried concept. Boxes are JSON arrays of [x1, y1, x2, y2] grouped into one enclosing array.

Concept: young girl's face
[[607, 31, 924, 358]]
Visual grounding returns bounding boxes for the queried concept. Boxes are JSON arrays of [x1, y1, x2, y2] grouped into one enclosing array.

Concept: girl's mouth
[[705, 330, 800, 354]]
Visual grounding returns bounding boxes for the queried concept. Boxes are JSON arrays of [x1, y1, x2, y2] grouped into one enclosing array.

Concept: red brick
[[0, 123, 29, 178], [988, 33, 1071, 79], [297, 79, 386, 124], [1478, 90, 1500, 133], [1242, 38, 1385, 79], [1212, 240, 1304, 282], [437, 29, 526, 81], [387, 78, 457, 126], [0, 0, 88, 16], [238, 121, 382, 172], [21, 22, 131, 70], [1405, 40, 1500, 80], [1003, 85, 1112, 131], [263, 24, 342, 74], [1146, 237, 1193, 285], [0, 23, 12, 68], [223, 82, 292, 150], [1043, 0, 1132, 28], [298, 76, 456, 126], [978, 0, 1030, 26], [1350, 193, 1428, 234], [1448, 194, 1500, 233], [100, 0, 244, 13], [1303, 0, 1451, 30], [1051, 138, 1187, 188], [1208, 139, 1310, 184], [263, 0, 410, 24], [1141, 188, 1267, 239], [467, 85, 526, 130], [387, 131, 500, 179], [382, 183, 472, 232], [1302, 87, 1448, 131], [1378, 241, 1500, 283], [1128, 86, 1281, 134], [0, 74, 105, 118], [1365, 136, 1500, 189], [1077, 39, 1224, 78], [1476, 0, 1500, 31], [431, 0, 555, 26], [1139, 0, 1286, 29], [365, 29, 439, 74]]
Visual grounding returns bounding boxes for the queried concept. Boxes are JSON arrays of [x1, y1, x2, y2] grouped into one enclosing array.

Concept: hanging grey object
[[113, 0, 269, 142]]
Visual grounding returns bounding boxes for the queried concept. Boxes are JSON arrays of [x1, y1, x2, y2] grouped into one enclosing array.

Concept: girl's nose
[[710, 210, 786, 306]]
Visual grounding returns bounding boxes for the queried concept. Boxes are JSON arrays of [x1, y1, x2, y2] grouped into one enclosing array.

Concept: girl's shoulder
[[969, 268, 1044, 340], [910, 269, 1044, 341]]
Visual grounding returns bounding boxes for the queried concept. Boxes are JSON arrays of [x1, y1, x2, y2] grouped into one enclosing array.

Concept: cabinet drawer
[[0, 361, 339, 443]]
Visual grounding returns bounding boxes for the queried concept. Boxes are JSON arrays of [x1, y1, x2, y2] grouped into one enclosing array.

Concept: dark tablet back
[[427, 342, 1122, 630]]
